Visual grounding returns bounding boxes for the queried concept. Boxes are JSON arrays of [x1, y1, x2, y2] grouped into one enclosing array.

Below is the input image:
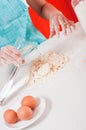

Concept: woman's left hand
[[49, 11, 75, 37]]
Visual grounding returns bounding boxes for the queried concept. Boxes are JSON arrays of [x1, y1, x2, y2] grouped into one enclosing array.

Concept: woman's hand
[[0, 46, 25, 66], [26, 0, 75, 37], [49, 11, 75, 37]]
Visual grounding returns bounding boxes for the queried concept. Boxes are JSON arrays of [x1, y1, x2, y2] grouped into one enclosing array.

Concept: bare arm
[[26, 0, 74, 37], [26, 0, 60, 20]]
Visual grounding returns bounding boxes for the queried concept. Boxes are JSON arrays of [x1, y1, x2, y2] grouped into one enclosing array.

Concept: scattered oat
[[28, 51, 69, 85]]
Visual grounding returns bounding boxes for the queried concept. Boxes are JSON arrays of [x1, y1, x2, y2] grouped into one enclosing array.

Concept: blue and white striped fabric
[[0, 0, 46, 49]]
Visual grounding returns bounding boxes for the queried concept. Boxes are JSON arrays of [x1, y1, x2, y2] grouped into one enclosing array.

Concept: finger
[[2, 47, 24, 64], [55, 25, 60, 37], [6, 46, 21, 56], [58, 15, 68, 35], [0, 57, 9, 65], [1, 50, 24, 66], [1, 52, 19, 66], [63, 17, 75, 30], [61, 22, 68, 35], [49, 16, 60, 37], [2, 46, 21, 58], [49, 29, 55, 38], [65, 22, 72, 34], [65, 20, 75, 34], [22, 59, 25, 64], [69, 20, 75, 29], [60, 18, 73, 35], [49, 21, 55, 38], [53, 16, 60, 37], [65, 19, 72, 31]]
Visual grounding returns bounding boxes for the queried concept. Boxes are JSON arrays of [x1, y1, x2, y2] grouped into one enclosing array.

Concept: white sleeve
[[22, 0, 29, 7]]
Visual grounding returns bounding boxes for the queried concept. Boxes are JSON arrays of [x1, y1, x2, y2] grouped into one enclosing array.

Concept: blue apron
[[0, 0, 46, 49]]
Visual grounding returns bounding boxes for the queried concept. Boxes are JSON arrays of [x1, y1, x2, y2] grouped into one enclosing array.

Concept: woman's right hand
[[0, 46, 25, 66]]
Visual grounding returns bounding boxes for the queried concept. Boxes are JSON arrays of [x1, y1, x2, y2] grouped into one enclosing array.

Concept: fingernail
[[22, 59, 25, 64]]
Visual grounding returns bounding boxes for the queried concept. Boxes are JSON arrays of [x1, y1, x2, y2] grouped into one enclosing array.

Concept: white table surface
[[0, 22, 86, 130]]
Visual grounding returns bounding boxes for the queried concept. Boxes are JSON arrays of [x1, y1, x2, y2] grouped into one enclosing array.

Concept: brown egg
[[21, 96, 37, 109], [17, 106, 33, 120], [4, 109, 18, 124]]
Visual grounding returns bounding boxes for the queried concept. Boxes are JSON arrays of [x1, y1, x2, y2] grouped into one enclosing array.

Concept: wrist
[[49, 9, 62, 20], [41, 2, 60, 20]]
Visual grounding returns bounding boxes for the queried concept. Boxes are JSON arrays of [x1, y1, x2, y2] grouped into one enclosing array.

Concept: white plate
[[3, 97, 46, 130]]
